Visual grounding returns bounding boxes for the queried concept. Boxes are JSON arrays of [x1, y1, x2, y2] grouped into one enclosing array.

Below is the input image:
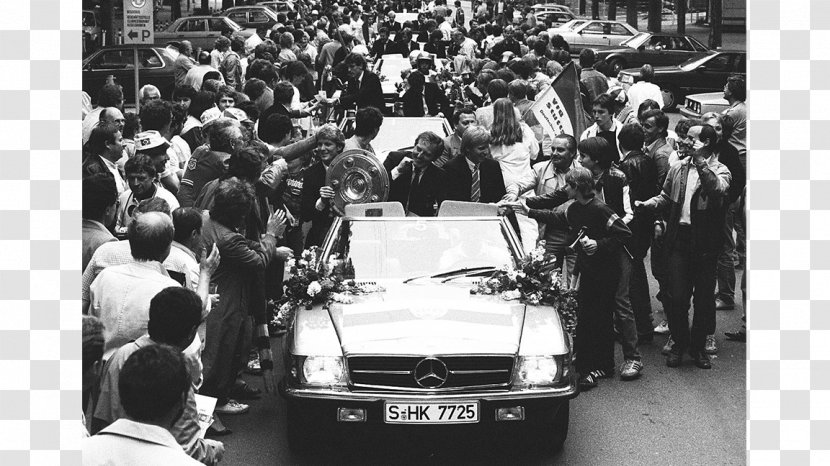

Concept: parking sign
[[122, 0, 154, 45]]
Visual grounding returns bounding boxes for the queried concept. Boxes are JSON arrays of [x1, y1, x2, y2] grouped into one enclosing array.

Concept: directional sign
[[122, 0, 154, 45]]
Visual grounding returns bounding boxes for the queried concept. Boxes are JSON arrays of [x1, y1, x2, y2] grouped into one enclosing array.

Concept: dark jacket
[[443, 155, 507, 203], [716, 141, 745, 203], [423, 40, 447, 59], [594, 167, 628, 220], [643, 156, 731, 256], [401, 82, 449, 117], [371, 38, 395, 58], [339, 71, 386, 111], [619, 149, 659, 256], [384, 151, 449, 216], [391, 39, 420, 57], [301, 161, 335, 248], [177, 146, 230, 208], [82, 154, 111, 179]]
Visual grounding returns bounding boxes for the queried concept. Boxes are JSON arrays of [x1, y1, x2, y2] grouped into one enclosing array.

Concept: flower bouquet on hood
[[471, 247, 578, 337]]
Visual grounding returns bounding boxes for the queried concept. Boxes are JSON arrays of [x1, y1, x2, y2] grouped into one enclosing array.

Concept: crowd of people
[[80, 0, 747, 463]]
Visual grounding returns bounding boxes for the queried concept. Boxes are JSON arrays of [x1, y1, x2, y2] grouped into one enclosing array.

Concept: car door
[[177, 18, 209, 50], [208, 18, 235, 43], [660, 36, 701, 66], [686, 53, 735, 93], [575, 22, 611, 49], [249, 8, 276, 28]]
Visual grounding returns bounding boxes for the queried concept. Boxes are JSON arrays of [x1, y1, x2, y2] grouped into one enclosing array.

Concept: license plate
[[384, 402, 479, 424]]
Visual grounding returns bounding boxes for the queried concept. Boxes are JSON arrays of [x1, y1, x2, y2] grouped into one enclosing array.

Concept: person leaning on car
[[384, 131, 449, 217]]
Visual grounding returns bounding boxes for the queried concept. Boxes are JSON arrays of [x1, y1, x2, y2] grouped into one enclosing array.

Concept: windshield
[[621, 32, 650, 49], [326, 218, 516, 280], [679, 53, 715, 71]]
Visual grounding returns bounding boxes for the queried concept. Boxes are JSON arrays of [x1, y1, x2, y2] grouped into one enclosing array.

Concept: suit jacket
[[82, 154, 111, 178], [340, 71, 386, 111], [391, 39, 420, 57], [384, 151, 448, 216], [301, 161, 335, 248], [443, 156, 507, 203], [371, 38, 394, 58], [401, 83, 449, 117]]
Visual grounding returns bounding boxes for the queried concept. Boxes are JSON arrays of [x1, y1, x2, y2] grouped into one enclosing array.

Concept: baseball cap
[[134, 130, 170, 152]]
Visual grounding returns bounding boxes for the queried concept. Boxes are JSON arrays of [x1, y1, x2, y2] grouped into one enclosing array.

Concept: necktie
[[471, 164, 481, 202], [405, 167, 422, 213], [422, 91, 429, 116]]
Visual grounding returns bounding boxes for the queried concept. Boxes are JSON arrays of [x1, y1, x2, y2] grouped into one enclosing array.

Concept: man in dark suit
[[334, 53, 386, 111], [370, 27, 394, 59], [391, 28, 420, 58], [83, 123, 127, 194], [401, 71, 449, 117], [383, 132, 448, 217], [443, 125, 508, 203]]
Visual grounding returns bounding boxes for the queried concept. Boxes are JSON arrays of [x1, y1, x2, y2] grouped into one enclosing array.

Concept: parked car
[[82, 45, 178, 105], [220, 6, 280, 30], [547, 20, 639, 53], [83, 9, 102, 53], [279, 203, 577, 452], [618, 50, 745, 110], [153, 16, 255, 51], [531, 3, 577, 16], [679, 91, 729, 119], [590, 32, 710, 75], [258, 0, 296, 14], [534, 10, 576, 26]]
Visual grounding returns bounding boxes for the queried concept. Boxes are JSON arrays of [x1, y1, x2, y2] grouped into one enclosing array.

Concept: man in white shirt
[[627, 64, 665, 114]]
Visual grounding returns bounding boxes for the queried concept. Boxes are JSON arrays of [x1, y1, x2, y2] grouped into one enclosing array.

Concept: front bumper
[[279, 372, 578, 429]]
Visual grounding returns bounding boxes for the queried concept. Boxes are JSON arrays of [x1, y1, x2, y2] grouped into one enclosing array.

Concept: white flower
[[500, 289, 521, 301], [298, 259, 308, 268], [517, 271, 526, 279], [286, 258, 296, 269], [331, 293, 354, 304], [307, 281, 322, 297], [506, 269, 518, 281]]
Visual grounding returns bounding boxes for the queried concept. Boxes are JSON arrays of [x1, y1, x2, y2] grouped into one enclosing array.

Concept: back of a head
[[353, 106, 384, 138], [228, 144, 267, 181], [618, 122, 645, 152], [578, 48, 596, 68], [487, 78, 509, 100], [639, 64, 655, 82], [211, 177, 255, 229], [82, 315, 105, 373], [148, 287, 202, 345], [726, 75, 746, 102], [172, 207, 203, 244], [139, 99, 173, 132], [128, 211, 174, 262], [243, 78, 269, 103], [273, 81, 295, 105], [97, 83, 124, 108], [87, 123, 120, 155], [82, 173, 118, 220], [118, 344, 190, 423], [407, 70, 426, 89], [189, 91, 216, 119], [259, 113, 293, 144], [197, 50, 211, 65], [507, 79, 527, 101], [282, 60, 308, 82]]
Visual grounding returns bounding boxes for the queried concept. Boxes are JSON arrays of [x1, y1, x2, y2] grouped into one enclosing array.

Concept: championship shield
[[325, 149, 390, 216]]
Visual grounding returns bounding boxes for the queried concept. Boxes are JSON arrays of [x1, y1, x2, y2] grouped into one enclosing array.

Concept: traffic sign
[[122, 0, 154, 45]]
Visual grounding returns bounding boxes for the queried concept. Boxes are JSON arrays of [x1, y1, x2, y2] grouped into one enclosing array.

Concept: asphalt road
[[214, 261, 746, 465]]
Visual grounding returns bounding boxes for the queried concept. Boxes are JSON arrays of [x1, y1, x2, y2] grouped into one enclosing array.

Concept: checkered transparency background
[[0, 0, 819, 464]]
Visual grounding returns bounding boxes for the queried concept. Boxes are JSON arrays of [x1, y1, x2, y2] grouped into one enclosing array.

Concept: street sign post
[[123, 0, 155, 107]]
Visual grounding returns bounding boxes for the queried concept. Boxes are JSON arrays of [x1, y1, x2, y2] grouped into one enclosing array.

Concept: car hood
[[326, 283, 526, 356]]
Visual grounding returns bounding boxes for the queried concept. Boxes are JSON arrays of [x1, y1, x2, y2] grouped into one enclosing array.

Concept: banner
[[527, 62, 591, 139]]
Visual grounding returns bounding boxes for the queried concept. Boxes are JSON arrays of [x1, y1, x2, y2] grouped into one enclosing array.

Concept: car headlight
[[515, 356, 560, 387], [300, 356, 345, 386]]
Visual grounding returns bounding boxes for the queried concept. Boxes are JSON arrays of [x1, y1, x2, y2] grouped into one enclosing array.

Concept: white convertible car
[[279, 202, 578, 452]]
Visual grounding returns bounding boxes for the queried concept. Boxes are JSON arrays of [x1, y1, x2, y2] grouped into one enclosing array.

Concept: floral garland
[[470, 247, 578, 337], [269, 247, 385, 333]]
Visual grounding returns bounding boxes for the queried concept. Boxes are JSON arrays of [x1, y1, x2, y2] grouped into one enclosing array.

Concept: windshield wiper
[[403, 266, 497, 284]]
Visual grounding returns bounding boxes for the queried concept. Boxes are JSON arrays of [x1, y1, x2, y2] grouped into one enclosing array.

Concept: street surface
[[217, 261, 746, 465]]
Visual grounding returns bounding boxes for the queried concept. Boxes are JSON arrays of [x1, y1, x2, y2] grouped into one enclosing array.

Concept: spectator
[[627, 64, 664, 113], [83, 174, 118, 270], [439, 105, 477, 167], [579, 48, 608, 104], [83, 123, 128, 194], [581, 94, 623, 163], [344, 106, 384, 154]]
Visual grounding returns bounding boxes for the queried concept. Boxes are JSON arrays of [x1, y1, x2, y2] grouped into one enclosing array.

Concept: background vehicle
[[679, 91, 729, 119], [153, 16, 255, 51], [618, 50, 745, 110], [83, 9, 102, 53], [531, 3, 576, 16], [547, 20, 639, 53], [590, 32, 710, 75], [82, 45, 178, 105], [280, 207, 577, 453], [534, 10, 577, 26], [258, 0, 296, 14], [221, 5, 280, 29]]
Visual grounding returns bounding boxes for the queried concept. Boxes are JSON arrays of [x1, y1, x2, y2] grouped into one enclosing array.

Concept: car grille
[[348, 355, 514, 391], [685, 98, 701, 115]]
